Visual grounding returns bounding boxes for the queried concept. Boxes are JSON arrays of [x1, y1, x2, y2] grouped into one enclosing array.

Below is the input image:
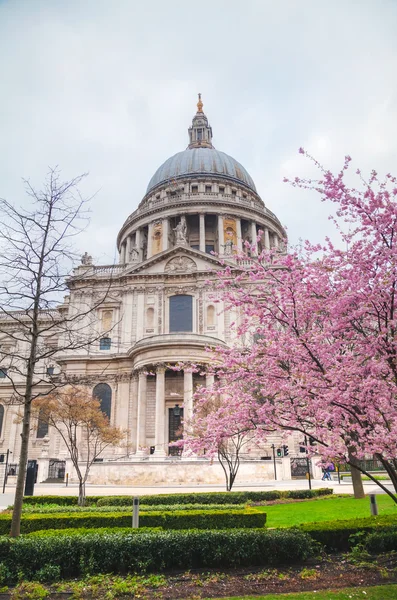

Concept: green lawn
[[208, 584, 397, 599], [258, 495, 397, 527]]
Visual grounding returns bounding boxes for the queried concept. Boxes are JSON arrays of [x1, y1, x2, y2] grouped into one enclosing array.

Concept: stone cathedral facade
[[0, 97, 295, 485]]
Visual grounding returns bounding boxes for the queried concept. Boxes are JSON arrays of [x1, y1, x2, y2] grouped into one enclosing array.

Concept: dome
[[146, 147, 257, 194]]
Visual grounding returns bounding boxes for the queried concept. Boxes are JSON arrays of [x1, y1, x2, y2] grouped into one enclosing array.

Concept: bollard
[[132, 497, 139, 528], [65, 473, 69, 487], [369, 493, 378, 516]]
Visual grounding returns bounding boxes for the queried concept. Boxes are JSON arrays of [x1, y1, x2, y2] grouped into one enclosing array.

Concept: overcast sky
[[0, 0, 396, 264]]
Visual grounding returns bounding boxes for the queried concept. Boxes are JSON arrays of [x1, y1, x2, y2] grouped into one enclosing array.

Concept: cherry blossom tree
[[183, 382, 264, 491], [191, 154, 397, 503]]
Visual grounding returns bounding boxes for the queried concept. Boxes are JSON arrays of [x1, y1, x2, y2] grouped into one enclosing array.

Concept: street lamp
[[173, 404, 181, 417]]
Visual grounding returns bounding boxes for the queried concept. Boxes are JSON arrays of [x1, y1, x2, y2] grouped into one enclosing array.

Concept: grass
[[208, 583, 397, 599], [256, 495, 397, 527]]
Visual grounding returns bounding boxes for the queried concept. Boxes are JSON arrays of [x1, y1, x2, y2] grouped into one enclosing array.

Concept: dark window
[[0, 405, 3, 437], [205, 185, 212, 193], [168, 407, 184, 456], [205, 244, 215, 254], [46, 366, 54, 376], [190, 244, 199, 250], [197, 129, 202, 141], [191, 185, 198, 194], [99, 337, 111, 350], [169, 295, 193, 333], [93, 383, 112, 420], [0, 369, 7, 379], [37, 408, 49, 438], [232, 189, 237, 196], [219, 186, 225, 193]]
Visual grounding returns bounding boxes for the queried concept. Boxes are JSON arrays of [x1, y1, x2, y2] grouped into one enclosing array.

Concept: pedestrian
[[321, 466, 331, 481]]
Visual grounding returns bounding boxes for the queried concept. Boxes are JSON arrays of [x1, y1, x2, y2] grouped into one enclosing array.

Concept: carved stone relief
[[165, 256, 197, 273]]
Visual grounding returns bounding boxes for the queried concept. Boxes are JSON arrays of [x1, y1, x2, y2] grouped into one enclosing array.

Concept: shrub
[[0, 529, 315, 582], [286, 490, 317, 500], [0, 509, 266, 534], [365, 529, 397, 553], [299, 514, 397, 551]]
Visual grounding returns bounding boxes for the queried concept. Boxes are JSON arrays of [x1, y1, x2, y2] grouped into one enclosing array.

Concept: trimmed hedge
[[22, 495, 103, 506], [20, 488, 333, 508], [0, 509, 266, 534], [299, 514, 397, 551], [96, 488, 333, 507], [20, 503, 246, 514], [0, 528, 315, 582]]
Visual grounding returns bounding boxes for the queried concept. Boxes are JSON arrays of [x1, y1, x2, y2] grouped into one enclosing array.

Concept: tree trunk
[[78, 480, 86, 506], [10, 401, 32, 537], [348, 452, 365, 499]]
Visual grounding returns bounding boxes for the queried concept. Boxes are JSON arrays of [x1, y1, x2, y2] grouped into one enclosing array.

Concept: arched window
[[36, 408, 49, 438], [207, 305, 215, 327], [0, 405, 4, 437], [146, 307, 154, 328], [93, 383, 112, 420], [169, 295, 193, 333]]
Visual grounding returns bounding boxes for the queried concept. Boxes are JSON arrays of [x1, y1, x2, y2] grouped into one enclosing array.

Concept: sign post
[[132, 497, 139, 528]]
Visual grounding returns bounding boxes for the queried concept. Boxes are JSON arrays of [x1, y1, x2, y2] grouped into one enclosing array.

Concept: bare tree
[[0, 169, 115, 536], [34, 386, 124, 505]]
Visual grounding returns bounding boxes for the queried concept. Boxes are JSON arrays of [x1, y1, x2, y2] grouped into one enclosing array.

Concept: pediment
[[124, 246, 225, 276]]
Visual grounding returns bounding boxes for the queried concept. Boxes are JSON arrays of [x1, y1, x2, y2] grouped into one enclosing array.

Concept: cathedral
[[0, 97, 300, 485]]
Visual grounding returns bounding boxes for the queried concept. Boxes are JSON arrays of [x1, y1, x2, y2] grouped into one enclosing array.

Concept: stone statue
[[81, 252, 92, 266], [223, 239, 233, 255], [174, 216, 188, 245], [129, 247, 139, 263]]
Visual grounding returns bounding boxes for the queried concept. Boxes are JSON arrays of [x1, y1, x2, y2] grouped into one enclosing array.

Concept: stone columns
[[135, 229, 142, 260], [199, 214, 206, 252], [129, 374, 139, 454], [183, 370, 194, 430], [135, 371, 147, 455], [273, 233, 279, 249], [126, 235, 131, 263], [120, 242, 126, 264], [218, 215, 224, 254], [162, 219, 169, 252], [153, 366, 166, 457], [236, 218, 243, 252], [147, 222, 154, 259], [251, 221, 258, 255], [264, 228, 271, 250], [206, 373, 215, 388]]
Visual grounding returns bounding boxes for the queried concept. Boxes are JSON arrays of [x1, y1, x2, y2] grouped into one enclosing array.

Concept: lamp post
[[2, 449, 11, 494], [271, 444, 277, 480], [304, 436, 312, 490]]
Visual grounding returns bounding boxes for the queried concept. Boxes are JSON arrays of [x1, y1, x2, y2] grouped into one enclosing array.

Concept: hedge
[[20, 488, 333, 508], [299, 514, 397, 551], [20, 503, 245, 514], [0, 509, 266, 534], [97, 489, 333, 507], [0, 529, 315, 582]]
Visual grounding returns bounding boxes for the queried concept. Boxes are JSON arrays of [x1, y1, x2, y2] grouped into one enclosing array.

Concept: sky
[[0, 0, 396, 264]]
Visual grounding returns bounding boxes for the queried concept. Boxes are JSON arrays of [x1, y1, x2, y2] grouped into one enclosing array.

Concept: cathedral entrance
[[168, 407, 184, 456]]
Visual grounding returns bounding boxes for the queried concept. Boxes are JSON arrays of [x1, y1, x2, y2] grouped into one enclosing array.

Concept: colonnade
[[119, 214, 280, 264], [134, 367, 214, 458]]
